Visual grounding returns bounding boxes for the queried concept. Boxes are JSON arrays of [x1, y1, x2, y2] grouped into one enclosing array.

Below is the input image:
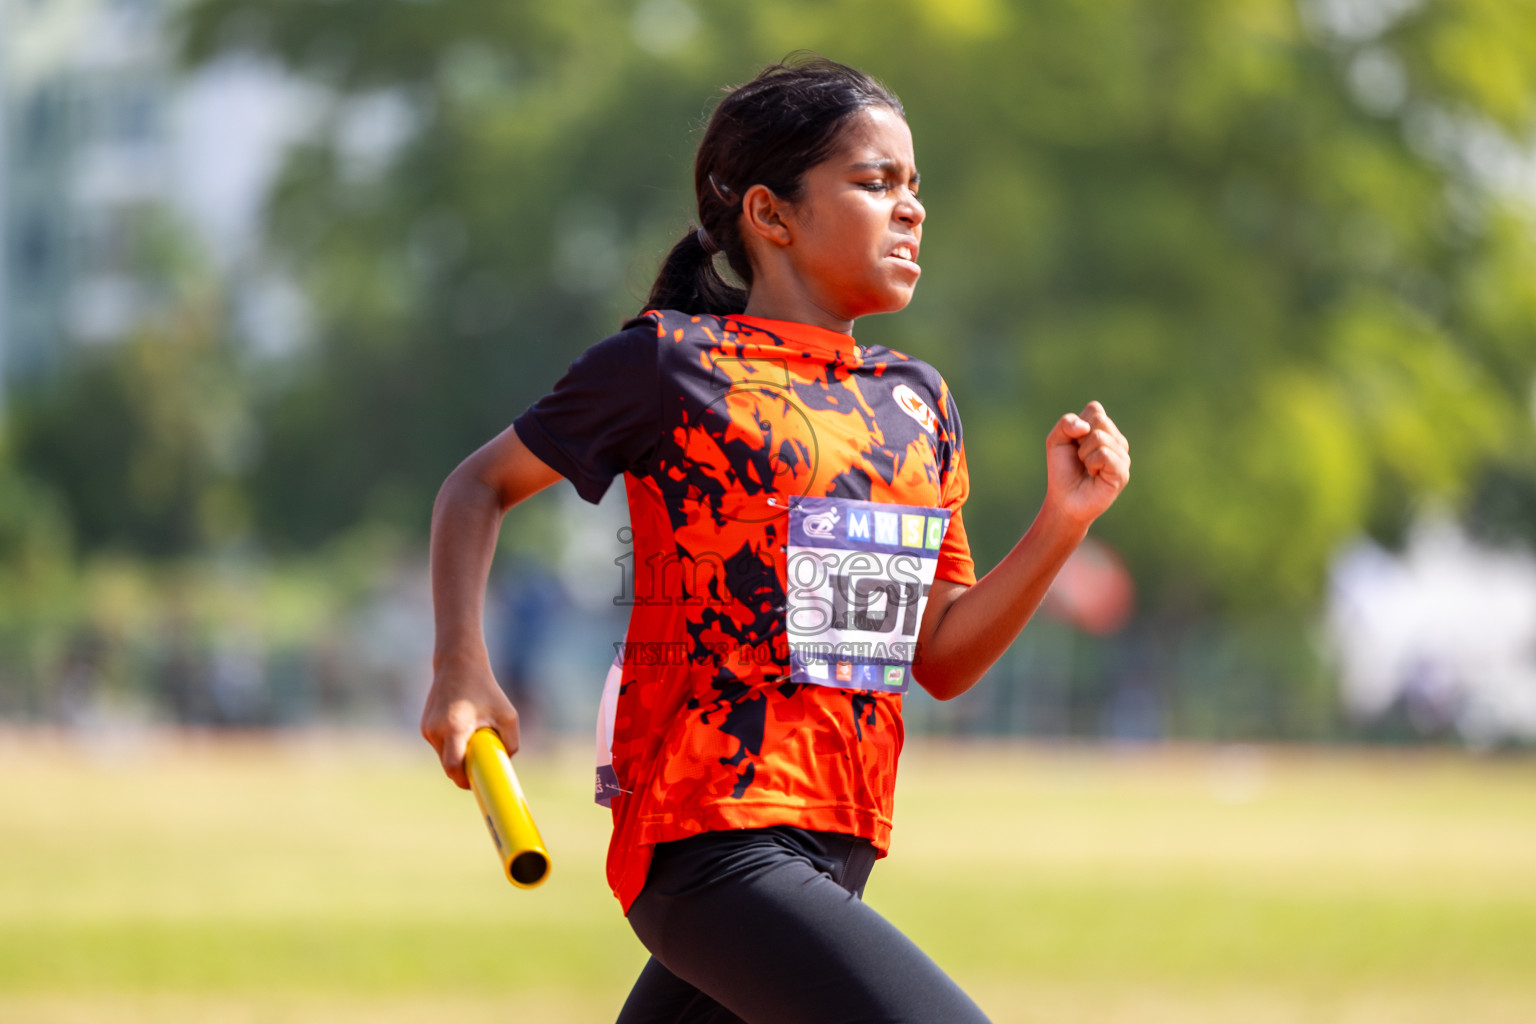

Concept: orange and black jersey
[[513, 310, 975, 911]]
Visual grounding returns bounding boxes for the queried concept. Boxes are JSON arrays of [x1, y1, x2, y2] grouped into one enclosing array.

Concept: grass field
[[2, 730, 1534, 1023]]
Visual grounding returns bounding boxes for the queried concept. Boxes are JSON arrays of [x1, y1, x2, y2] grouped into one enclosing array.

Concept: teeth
[[894, 246, 913, 260]]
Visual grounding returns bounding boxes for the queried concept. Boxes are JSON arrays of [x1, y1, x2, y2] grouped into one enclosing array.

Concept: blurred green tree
[[9, 305, 255, 558], [0, 427, 74, 715], [179, 0, 1536, 618]]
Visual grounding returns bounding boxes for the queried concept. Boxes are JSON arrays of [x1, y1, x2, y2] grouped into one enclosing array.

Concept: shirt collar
[[728, 315, 860, 363]]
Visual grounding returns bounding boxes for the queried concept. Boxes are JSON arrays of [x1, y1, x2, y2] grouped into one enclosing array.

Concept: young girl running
[[421, 56, 1130, 1023]]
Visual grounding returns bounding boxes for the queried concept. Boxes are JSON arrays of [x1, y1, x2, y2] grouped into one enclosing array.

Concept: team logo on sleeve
[[892, 384, 938, 433]]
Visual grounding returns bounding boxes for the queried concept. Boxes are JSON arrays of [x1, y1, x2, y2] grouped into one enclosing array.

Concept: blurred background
[[3, 0, 1534, 746], [2, 1, 1536, 1021]]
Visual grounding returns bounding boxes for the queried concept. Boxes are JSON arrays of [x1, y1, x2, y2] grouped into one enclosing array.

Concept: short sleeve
[[513, 320, 661, 504], [933, 384, 977, 587]]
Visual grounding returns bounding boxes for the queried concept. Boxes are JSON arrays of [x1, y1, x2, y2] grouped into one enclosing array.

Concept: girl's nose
[[896, 189, 925, 226]]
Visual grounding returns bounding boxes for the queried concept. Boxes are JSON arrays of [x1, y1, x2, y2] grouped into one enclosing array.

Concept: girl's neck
[[742, 283, 855, 336]]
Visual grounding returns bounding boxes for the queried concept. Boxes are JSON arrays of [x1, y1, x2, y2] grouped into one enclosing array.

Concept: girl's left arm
[[911, 401, 1130, 701]]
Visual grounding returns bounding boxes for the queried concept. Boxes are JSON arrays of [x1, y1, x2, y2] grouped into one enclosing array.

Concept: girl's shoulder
[[855, 343, 960, 412], [619, 312, 960, 415], [620, 308, 723, 334]]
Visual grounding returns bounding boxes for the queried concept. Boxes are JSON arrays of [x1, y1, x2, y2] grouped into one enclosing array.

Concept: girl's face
[[752, 106, 925, 326]]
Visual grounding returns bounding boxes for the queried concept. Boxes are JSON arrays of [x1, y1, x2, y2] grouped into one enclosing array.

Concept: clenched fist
[[1044, 401, 1130, 526]]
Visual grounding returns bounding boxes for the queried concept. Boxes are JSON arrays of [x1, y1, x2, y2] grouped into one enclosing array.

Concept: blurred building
[[3, 0, 170, 388], [0, 0, 306, 406]]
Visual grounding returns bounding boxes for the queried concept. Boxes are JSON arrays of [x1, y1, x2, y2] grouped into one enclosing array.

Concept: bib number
[[785, 496, 950, 693]]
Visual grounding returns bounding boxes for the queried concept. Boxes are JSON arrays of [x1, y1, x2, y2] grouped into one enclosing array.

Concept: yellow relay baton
[[464, 727, 551, 888]]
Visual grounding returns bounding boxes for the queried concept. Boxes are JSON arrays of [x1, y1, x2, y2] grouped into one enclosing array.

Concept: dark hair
[[643, 55, 905, 316]]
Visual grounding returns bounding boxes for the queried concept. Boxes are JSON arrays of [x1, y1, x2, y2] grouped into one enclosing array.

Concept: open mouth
[[889, 243, 920, 266]]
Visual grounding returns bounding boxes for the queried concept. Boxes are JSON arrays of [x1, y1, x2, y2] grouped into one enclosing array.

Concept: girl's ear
[[740, 184, 794, 248]]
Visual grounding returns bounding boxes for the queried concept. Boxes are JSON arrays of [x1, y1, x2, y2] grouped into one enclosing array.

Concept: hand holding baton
[[464, 727, 551, 888]]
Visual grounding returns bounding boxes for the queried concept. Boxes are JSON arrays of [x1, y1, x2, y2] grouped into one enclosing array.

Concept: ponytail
[[644, 226, 747, 316], [640, 54, 903, 318]]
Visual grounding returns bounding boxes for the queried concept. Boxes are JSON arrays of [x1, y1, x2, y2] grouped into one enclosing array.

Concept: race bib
[[785, 496, 951, 693]]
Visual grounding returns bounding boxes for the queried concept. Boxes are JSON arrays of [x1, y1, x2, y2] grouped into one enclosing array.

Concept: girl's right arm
[[421, 424, 564, 788]]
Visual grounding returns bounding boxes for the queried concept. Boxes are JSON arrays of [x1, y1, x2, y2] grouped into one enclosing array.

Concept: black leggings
[[616, 826, 991, 1024]]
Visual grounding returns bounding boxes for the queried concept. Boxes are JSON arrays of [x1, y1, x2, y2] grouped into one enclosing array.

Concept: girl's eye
[[860, 180, 920, 198]]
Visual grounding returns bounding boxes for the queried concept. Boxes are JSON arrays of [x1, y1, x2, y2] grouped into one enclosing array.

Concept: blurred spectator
[[155, 611, 208, 725], [54, 627, 107, 727], [491, 560, 566, 739]]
